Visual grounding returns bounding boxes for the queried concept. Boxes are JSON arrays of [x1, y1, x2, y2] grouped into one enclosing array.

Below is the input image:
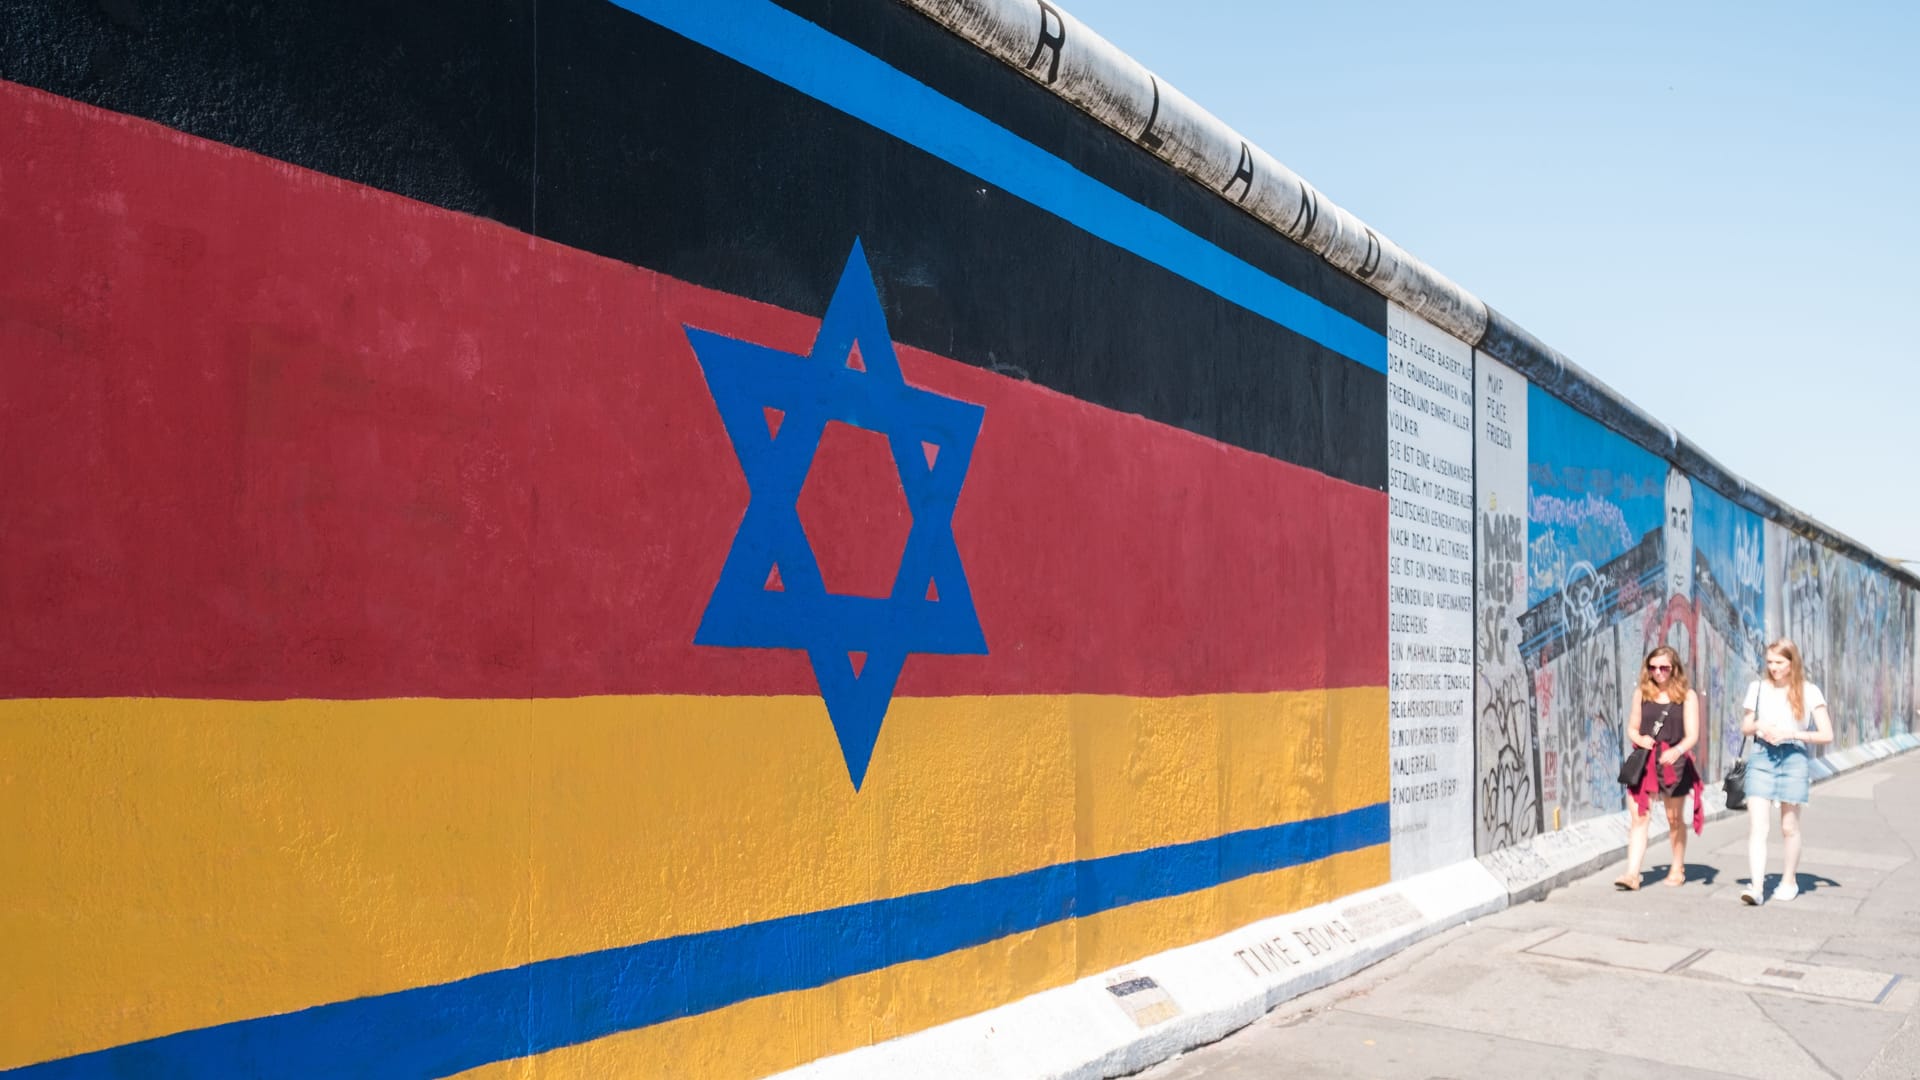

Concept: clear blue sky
[[1057, 0, 1920, 570]]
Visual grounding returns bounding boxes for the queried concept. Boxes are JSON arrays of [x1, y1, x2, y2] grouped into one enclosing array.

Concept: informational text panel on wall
[[1386, 304, 1474, 877]]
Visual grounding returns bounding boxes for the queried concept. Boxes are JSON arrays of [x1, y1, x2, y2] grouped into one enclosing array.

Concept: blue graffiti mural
[[1514, 386, 1767, 824]]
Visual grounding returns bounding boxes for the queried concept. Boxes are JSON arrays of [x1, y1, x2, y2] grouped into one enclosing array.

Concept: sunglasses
[[1647, 663, 1673, 672]]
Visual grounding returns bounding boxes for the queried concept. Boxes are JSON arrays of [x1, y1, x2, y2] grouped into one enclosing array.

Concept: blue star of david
[[685, 239, 988, 789]]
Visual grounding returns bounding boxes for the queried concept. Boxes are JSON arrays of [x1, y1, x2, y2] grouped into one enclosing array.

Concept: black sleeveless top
[[1636, 696, 1699, 795], [1639, 698, 1682, 744]]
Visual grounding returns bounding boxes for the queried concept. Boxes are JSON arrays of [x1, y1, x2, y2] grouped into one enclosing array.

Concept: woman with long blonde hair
[[1614, 644, 1703, 890], [1738, 639, 1834, 905]]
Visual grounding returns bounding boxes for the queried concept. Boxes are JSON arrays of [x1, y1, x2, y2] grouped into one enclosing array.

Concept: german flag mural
[[0, 0, 1389, 1075]]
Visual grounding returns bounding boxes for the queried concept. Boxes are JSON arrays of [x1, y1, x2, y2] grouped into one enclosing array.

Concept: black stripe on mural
[[0, 1, 541, 226], [1, 0, 1386, 487]]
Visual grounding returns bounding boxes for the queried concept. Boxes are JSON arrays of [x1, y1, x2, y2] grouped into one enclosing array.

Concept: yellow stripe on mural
[[0, 688, 1383, 1071], [447, 849, 1386, 1080]]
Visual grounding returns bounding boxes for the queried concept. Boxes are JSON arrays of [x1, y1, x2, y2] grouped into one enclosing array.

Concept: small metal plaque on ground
[[1685, 951, 1902, 1004], [1104, 970, 1181, 1028]]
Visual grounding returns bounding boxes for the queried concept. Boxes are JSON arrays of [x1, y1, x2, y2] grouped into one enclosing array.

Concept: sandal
[[1665, 869, 1687, 887], [1613, 875, 1641, 891]]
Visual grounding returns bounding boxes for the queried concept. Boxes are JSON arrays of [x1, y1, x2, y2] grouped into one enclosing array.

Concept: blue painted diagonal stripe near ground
[[5, 803, 1388, 1078], [603, 0, 1386, 374]]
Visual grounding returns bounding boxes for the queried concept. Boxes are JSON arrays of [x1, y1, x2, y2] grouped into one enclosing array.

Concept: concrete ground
[[1138, 749, 1920, 1080]]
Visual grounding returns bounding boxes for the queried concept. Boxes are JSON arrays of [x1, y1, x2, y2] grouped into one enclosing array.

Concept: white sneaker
[[1773, 881, 1800, 903], [1740, 886, 1763, 906]]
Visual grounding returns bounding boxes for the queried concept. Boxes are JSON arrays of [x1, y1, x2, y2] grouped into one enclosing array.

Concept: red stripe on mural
[[0, 82, 1384, 699]]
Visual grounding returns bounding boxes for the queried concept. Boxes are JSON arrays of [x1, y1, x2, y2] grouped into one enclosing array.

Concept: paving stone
[[1683, 950, 1903, 1005], [1523, 929, 1699, 973]]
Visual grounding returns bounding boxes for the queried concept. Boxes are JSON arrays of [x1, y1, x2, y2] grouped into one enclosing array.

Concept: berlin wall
[[2, 0, 1915, 1076]]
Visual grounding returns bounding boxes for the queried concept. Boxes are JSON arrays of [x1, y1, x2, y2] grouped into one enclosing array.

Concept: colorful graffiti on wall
[[1522, 391, 1671, 826], [1689, 480, 1768, 774], [1472, 358, 1537, 850], [1470, 372, 1920, 856], [1474, 386, 1768, 843], [1774, 530, 1918, 748]]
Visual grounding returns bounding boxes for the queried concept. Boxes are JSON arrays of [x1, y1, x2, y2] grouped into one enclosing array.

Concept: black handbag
[[1618, 746, 1650, 787], [1722, 735, 1751, 810]]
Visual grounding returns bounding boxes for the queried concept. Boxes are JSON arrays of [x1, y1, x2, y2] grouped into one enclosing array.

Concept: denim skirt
[[1744, 741, 1811, 804]]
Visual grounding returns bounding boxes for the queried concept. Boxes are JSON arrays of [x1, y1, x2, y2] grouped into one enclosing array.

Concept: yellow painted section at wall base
[[450, 848, 1386, 1080], [0, 688, 1384, 1073], [1, 698, 538, 1070]]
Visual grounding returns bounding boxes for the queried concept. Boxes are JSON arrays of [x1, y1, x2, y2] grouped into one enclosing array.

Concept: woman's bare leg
[[1620, 802, 1651, 885], [1664, 796, 1688, 880], [1747, 797, 1773, 892], [1779, 802, 1804, 890]]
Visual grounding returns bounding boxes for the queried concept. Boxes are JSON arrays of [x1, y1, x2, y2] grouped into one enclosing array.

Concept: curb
[[776, 861, 1507, 1080], [774, 732, 1920, 1079]]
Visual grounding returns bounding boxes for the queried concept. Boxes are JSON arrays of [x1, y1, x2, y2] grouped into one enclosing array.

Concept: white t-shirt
[[1743, 679, 1827, 732]]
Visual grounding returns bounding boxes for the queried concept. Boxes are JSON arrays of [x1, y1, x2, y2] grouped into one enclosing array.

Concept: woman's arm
[[1740, 683, 1758, 736], [1627, 692, 1654, 750], [1663, 691, 1700, 763], [1799, 703, 1835, 746]]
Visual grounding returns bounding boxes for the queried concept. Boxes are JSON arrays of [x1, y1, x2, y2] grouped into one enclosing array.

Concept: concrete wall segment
[[894, 0, 1917, 591], [891, 0, 1488, 343], [1476, 308, 1915, 588], [0, 5, 1394, 1066], [4, 0, 1916, 1074]]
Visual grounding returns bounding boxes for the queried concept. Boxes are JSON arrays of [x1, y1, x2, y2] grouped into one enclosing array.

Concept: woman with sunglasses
[[1615, 644, 1704, 890], [1738, 639, 1834, 905]]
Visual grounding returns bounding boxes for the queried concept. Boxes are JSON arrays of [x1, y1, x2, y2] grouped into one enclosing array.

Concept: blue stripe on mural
[[6, 803, 1387, 1078], [600, 0, 1386, 374]]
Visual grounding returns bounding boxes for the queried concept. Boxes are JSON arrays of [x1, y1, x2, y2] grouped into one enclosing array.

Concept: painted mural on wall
[[1521, 390, 1669, 827], [1469, 367, 1917, 855], [1474, 387, 1766, 844], [0, 0, 1394, 1074], [1770, 527, 1917, 745], [1687, 478, 1767, 775], [8, 0, 1920, 1073]]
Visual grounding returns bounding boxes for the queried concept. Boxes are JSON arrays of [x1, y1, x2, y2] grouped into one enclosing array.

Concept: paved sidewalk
[[1139, 749, 1920, 1080]]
